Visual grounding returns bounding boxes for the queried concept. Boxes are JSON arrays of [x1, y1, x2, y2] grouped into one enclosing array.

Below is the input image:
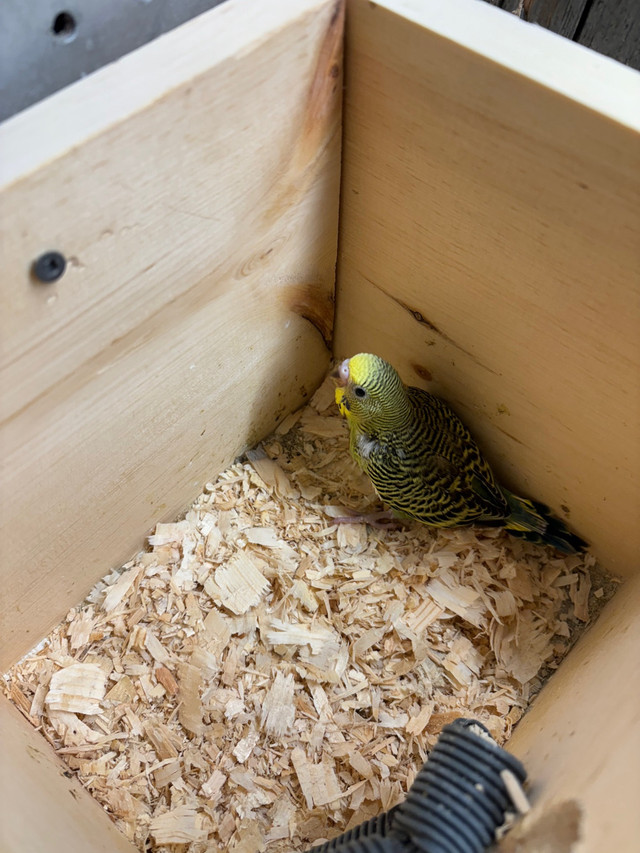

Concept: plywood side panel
[[336, 0, 640, 575], [0, 693, 137, 853], [503, 576, 640, 852], [0, 0, 344, 669]]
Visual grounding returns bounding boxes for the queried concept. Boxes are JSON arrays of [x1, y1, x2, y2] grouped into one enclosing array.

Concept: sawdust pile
[[3, 377, 605, 852]]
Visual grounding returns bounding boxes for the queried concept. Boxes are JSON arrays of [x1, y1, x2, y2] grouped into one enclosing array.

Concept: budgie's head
[[333, 353, 409, 429]]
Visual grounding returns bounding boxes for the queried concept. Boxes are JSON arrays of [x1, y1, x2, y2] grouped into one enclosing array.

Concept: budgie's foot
[[331, 509, 402, 529]]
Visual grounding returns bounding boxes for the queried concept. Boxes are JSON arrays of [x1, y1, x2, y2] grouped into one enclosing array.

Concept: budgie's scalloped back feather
[[334, 353, 586, 555]]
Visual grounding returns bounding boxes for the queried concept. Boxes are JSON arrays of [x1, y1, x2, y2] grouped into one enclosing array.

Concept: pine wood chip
[[246, 447, 299, 499], [405, 702, 434, 736], [203, 607, 231, 650], [265, 619, 338, 654], [153, 758, 182, 789], [145, 629, 172, 665], [244, 527, 281, 547], [68, 609, 96, 650], [105, 674, 137, 704], [144, 719, 179, 760], [101, 565, 142, 613], [202, 768, 227, 802], [45, 663, 106, 714], [155, 666, 179, 696], [178, 662, 204, 735], [491, 588, 518, 618], [291, 747, 342, 808], [426, 574, 486, 627], [229, 819, 264, 853], [300, 410, 348, 438], [233, 729, 260, 763], [212, 552, 270, 615], [406, 598, 445, 632], [149, 805, 207, 844], [570, 571, 592, 622], [10, 682, 33, 717], [29, 682, 48, 718], [291, 579, 320, 612], [148, 520, 190, 547], [49, 710, 104, 746], [492, 612, 554, 684], [261, 671, 295, 736], [348, 751, 374, 779], [352, 627, 384, 660]]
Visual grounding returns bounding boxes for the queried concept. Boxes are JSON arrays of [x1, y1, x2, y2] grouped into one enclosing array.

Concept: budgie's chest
[[349, 424, 413, 474], [346, 409, 456, 521], [347, 390, 456, 475]]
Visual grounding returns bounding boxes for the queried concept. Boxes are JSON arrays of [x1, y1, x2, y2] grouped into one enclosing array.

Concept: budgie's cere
[[334, 353, 586, 554]]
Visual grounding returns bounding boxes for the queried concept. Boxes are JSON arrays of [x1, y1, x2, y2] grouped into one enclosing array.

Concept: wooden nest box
[[1, 0, 638, 850]]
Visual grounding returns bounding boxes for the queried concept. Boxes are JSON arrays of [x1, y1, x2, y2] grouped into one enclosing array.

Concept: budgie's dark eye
[[354, 386, 366, 398]]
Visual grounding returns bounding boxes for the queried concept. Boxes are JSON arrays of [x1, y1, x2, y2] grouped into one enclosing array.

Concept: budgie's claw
[[332, 509, 402, 529]]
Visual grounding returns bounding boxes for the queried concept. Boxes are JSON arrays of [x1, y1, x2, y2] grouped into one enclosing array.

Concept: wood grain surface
[[0, 693, 138, 853], [336, 0, 640, 576], [0, 0, 344, 669]]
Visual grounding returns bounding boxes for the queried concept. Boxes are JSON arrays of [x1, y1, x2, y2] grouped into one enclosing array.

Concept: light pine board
[[336, 0, 640, 577], [506, 575, 640, 852], [0, 693, 138, 853], [0, 0, 344, 669]]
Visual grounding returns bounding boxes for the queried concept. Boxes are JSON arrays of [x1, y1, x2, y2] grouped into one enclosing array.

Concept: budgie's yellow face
[[333, 353, 408, 429]]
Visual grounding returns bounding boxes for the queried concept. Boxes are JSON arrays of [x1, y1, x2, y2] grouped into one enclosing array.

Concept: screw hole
[[52, 11, 77, 40]]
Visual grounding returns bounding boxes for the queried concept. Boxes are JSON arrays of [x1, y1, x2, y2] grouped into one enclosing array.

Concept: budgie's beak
[[331, 358, 350, 387], [335, 386, 350, 416]]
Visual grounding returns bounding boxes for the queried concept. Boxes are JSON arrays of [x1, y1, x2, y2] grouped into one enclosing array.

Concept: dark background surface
[[1, 0, 638, 123], [482, 0, 639, 70], [0, 0, 226, 122]]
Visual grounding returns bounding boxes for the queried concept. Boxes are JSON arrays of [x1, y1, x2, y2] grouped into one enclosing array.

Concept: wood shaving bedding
[[2, 376, 616, 852]]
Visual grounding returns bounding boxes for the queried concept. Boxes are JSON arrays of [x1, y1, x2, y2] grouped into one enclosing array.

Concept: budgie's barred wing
[[400, 388, 511, 526], [383, 453, 509, 526]]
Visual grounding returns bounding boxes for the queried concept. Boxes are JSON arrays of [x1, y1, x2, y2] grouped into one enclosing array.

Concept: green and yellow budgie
[[333, 353, 586, 554]]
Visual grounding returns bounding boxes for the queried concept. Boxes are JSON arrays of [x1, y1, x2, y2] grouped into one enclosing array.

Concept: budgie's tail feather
[[503, 491, 587, 554]]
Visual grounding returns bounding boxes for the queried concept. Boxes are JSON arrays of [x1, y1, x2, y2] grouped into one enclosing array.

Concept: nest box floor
[[3, 377, 615, 852]]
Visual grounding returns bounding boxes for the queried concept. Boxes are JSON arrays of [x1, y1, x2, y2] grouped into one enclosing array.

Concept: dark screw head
[[32, 251, 67, 283]]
